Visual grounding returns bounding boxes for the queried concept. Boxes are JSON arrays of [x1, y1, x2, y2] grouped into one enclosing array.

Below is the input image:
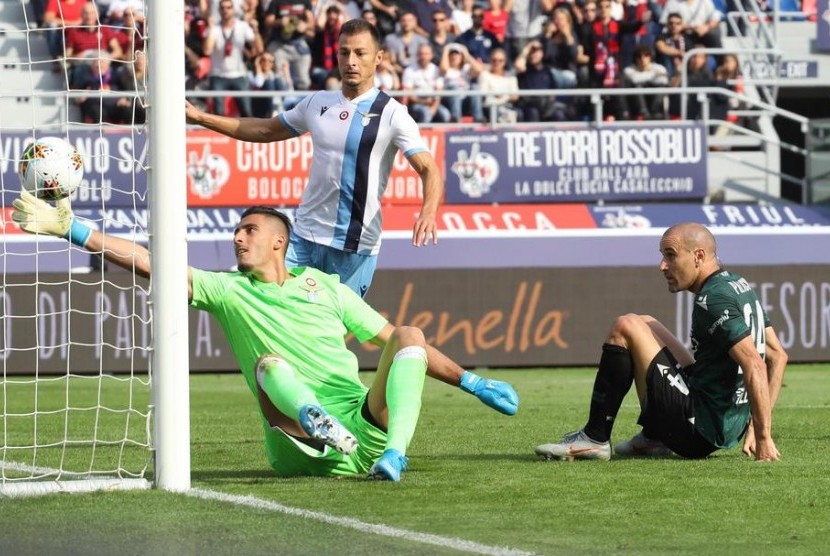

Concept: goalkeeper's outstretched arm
[[12, 191, 194, 300]]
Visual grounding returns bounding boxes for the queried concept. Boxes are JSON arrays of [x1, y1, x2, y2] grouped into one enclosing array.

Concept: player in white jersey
[[186, 19, 519, 419], [186, 18, 443, 298]]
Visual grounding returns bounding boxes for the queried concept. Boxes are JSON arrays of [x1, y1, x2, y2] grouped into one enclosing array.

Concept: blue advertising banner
[[591, 203, 830, 228], [1, 131, 147, 208], [444, 123, 708, 203]]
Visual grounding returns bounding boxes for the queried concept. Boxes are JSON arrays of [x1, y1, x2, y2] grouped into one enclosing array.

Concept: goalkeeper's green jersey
[[686, 269, 770, 449], [190, 267, 388, 404]]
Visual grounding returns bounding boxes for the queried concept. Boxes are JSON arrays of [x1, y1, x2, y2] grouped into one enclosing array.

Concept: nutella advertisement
[[2, 266, 828, 374]]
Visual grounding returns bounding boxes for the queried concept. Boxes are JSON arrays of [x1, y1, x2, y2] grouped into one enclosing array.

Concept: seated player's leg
[[365, 326, 428, 481], [255, 354, 357, 455], [535, 313, 672, 461], [632, 347, 717, 459]]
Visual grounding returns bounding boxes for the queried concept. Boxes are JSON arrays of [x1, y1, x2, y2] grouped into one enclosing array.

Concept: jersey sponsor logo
[[696, 295, 708, 310], [707, 309, 730, 335], [320, 106, 329, 116], [339, 111, 349, 120]]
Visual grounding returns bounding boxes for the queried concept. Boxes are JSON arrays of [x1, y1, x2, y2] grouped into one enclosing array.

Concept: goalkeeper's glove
[[459, 371, 519, 416], [11, 189, 91, 247]]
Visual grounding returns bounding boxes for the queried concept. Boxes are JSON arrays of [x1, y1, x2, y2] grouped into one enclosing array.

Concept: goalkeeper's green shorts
[[262, 393, 387, 477]]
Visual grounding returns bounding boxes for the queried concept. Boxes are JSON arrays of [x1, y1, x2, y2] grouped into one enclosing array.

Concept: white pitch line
[[188, 488, 535, 556]]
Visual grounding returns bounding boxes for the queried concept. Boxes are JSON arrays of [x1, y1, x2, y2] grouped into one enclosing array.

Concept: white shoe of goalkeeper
[[299, 404, 358, 455], [535, 429, 611, 461]]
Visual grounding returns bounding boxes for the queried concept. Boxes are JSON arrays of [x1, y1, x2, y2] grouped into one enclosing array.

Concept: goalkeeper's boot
[[535, 429, 611, 461], [299, 404, 357, 455], [367, 449, 409, 482], [459, 371, 519, 416], [614, 431, 674, 457]]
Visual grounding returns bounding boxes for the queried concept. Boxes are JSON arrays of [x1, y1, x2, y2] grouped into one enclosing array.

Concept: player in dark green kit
[[12, 194, 519, 481], [535, 222, 787, 461]]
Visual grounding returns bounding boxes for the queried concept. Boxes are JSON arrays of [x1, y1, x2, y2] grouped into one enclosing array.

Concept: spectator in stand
[[64, 2, 123, 62], [402, 44, 451, 123], [185, 14, 212, 106], [456, 4, 501, 65], [367, 0, 408, 38], [205, 0, 262, 117], [504, 0, 555, 63], [541, 7, 580, 89], [586, 0, 650, 120], [43, 0, 85, 61], [439, 43, 485, 123], [310, 3, 343, 89], [263, 0, 314, 91], [514, 40, 570, 121], [429, 9, 457, 65], [105, 0, 145, 24], [320, 0, 362, 21], [655, 11, 694, 76], [712, 53, 742, 137], [575, 0, 598, 85], [477, 46, 521, 122], [411, 0, 453, 37], [111, 6, 145, 61], [360, 7, 379, 28], [659, 0, 722, 55], [621, 44, 668, 119], [185, 0, 211, 22], [482, 0, 509, 43], [249, 52, 292, 117], [383, 11, 429, 76], [209, 0, 253, 23], [69, 52, 117, 123], [374, 49, 401, 91], [668, 45, 716, 120], [109, 49, 147, 124], [451, 0, 476, 35]]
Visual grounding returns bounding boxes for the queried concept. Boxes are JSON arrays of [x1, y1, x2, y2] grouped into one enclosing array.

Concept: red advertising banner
[[184, 128, 445, 207], [382, 204, 597, 231]]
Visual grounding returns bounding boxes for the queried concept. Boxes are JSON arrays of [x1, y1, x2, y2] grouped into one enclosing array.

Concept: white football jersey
[[278, 88, 428, 255]]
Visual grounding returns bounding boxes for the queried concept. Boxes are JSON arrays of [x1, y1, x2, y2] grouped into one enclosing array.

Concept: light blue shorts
[[286, 232, 378, 298]]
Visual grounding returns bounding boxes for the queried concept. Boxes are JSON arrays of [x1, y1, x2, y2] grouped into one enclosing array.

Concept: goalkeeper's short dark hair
[[240, 206, 293, 235]]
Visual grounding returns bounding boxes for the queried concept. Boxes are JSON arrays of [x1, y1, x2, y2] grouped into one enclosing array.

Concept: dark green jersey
[[686, 270, 771, 449]]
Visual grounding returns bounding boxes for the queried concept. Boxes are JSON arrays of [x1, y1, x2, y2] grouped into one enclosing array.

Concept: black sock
[[583, 343, 634, 443]]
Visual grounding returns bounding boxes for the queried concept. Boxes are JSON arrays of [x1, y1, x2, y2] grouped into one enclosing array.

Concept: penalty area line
[[188, 487, 534, 556]]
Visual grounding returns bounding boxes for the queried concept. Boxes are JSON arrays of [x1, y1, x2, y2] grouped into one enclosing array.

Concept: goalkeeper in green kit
[[12, 193, 519, 481]]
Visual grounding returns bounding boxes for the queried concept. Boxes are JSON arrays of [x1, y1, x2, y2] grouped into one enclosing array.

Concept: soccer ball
[[18, 137, 83, 200]]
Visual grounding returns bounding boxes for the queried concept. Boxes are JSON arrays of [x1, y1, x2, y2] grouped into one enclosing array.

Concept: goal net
[[0, 0, 189, 497]]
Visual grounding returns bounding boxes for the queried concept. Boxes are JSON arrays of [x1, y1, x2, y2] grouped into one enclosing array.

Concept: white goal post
[[0, 0, 190, 497]]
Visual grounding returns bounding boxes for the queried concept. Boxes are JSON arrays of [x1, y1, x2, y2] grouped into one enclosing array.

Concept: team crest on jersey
[[300, 277, 322, 302], [357, 110, 379, 127], [339, 111, 349, 120]]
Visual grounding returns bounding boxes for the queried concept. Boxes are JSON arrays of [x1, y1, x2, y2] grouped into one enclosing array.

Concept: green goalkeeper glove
[[11, 189, 92, 247]]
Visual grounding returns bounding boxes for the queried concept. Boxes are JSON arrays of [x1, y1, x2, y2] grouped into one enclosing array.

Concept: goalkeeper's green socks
[[256, 356, 320, 422], [384, 346, 428, 454]]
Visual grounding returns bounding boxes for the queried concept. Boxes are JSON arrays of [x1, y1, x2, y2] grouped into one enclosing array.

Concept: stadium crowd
[[31, 0, 812, 124]]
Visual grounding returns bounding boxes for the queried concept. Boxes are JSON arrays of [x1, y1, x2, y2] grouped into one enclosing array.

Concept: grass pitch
[[2, 365, 829, 555]]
